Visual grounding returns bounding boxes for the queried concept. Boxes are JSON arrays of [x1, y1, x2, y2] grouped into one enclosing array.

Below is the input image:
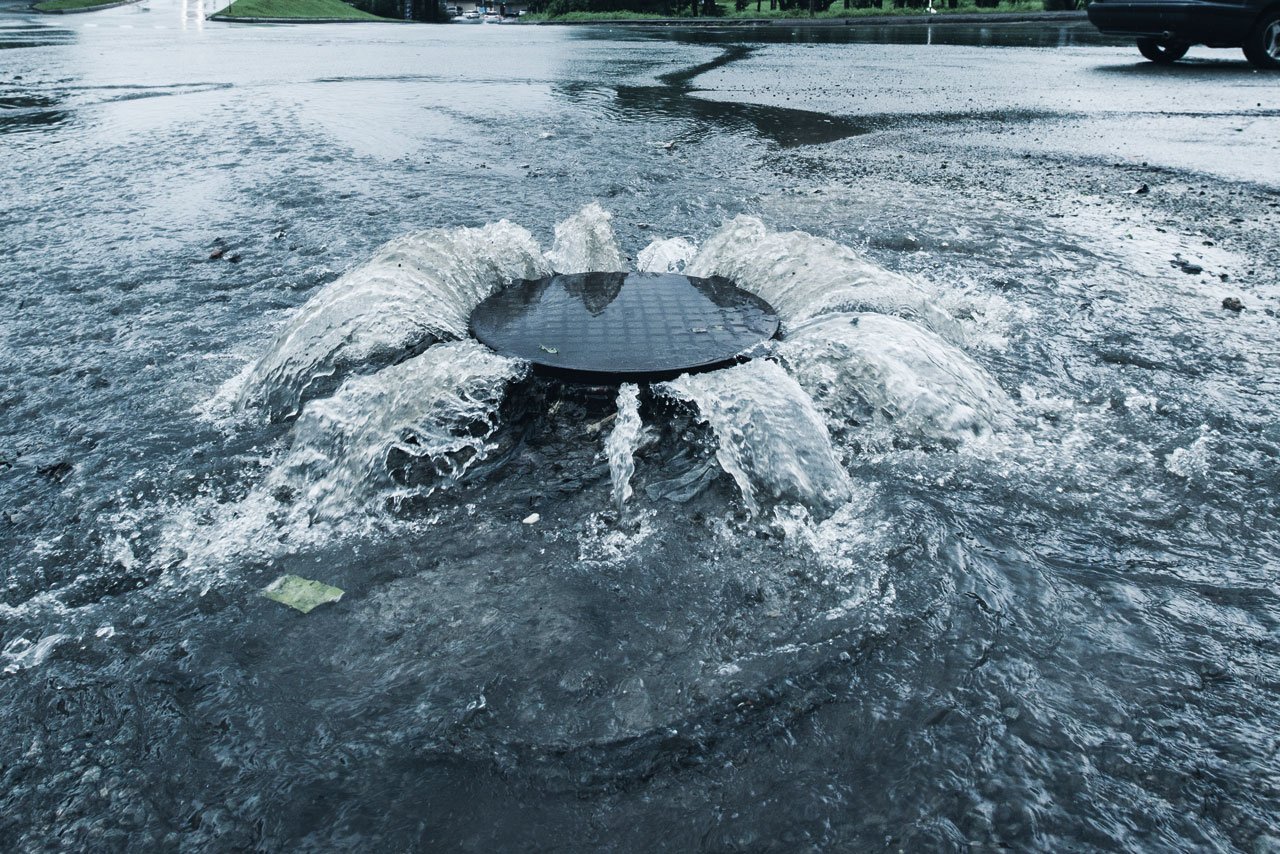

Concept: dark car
[[1088, 0, 1280, 67]]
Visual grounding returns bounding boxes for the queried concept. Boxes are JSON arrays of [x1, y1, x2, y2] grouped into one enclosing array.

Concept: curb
[[527, 9, 1088, 26]]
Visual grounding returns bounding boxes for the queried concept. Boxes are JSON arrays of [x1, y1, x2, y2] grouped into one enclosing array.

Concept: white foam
[[151, 341, 523, 586], [2, 634, 70, 675], [777, 313, 1012, 446], [1167, 430, 1217, 480]]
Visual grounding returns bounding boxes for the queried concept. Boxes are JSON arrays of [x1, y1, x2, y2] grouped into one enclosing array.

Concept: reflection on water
[[0, 92, 68, 135], [558, 44, 869, 147], [0, 20, 75, 50], [612, 80, 867, 146], [180, 0, 206, 30]]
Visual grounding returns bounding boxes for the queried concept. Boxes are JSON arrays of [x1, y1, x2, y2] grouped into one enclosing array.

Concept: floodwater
[[2, 2, 1280, 850]]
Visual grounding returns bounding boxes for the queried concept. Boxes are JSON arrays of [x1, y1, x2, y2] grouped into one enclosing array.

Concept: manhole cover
[[470, 272, 780, 383]]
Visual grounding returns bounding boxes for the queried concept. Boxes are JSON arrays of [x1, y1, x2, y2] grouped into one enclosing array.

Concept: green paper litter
[[262, 574, 344, 614]]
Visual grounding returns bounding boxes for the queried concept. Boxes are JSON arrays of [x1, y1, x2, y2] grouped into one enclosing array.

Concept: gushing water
[[636, 236, 698, 273], [146, 340, 528, 582], [605, 383, 644, 514], [274, 339, 526, 519], [777, 312, 1012, 445], [661, 360, 851, 514], [239, 221, 547, 421], [685, 215, 957, 336], [229, 207, 1014, 527], [543, 202, 628, 274]]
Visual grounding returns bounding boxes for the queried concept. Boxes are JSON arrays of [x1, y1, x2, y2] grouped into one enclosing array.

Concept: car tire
[[1242, 10, 1280, 69], [1136, 37, 1190, 63]]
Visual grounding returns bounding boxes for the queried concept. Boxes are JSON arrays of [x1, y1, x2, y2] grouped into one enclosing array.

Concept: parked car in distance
[[1088, 0, 1280, 68]]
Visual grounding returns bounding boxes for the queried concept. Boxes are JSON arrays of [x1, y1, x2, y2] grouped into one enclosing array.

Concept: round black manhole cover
[[470, 272, 780, 383]]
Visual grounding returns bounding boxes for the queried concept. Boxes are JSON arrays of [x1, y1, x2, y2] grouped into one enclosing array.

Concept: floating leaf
[[262, 574, 344, 614]]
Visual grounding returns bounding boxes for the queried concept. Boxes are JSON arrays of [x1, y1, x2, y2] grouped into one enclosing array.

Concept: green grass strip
[[219, 0, 384, 19], [34, 0, 129, 11]]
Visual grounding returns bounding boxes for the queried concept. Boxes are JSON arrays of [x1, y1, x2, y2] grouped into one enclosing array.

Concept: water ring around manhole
[[469, 272, 780, 383]]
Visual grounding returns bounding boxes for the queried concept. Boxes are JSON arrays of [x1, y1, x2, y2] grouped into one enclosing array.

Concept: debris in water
[[540, 344, 559, 354], [523, 513, 540, 525], [262, 574, 344, 614], [1132, 184, 1150, 195], [585, 413, 616, 436], [462, 692, 487, 723], [209, 247, 226, 260], [1222, 297, 1243, 312], [1173, 257, 1203, 275]]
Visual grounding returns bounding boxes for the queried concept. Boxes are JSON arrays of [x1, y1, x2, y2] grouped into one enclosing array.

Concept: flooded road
[[2, 2, 1279, 850]]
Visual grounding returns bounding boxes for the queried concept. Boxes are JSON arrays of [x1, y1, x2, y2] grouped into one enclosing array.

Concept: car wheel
[[1137, 37, 1191, 63], [1243, 10, 1280, 69]]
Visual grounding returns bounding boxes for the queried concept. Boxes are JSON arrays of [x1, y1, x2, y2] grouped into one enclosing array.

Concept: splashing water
[[543, 202, 628, 274], [147, 340, 528, 584], [605, 383, 644, 514], [636, 237, 698, 273], [776, 312, 1012, 446], [274, 340, 527, 519], [212, 206, 1016, 542], [2, 634, 70, 676], [160, 204, 637, 574], [210, 204, 1016, 548], [685, 215, 957, 336], [661, 360, 851, 514], [239, 221, 547, 421]]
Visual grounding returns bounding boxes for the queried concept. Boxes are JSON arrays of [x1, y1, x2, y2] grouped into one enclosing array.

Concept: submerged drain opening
[[469, 272, 780, 383]]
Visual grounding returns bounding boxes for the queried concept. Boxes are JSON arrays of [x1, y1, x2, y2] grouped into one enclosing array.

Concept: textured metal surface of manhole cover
[[470, 272, 780, 382]]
